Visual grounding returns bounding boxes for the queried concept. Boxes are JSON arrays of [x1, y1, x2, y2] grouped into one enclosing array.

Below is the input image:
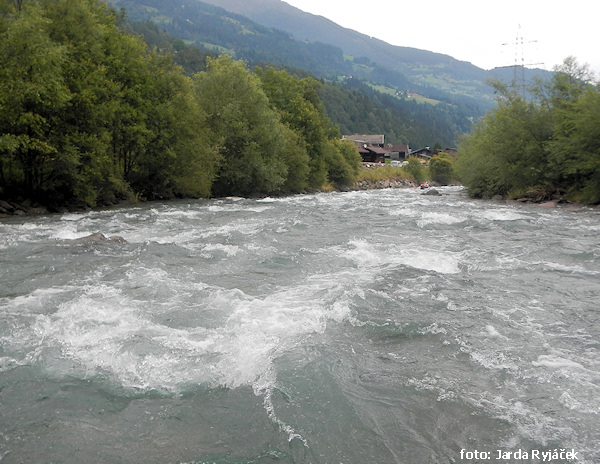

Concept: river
[[1, 186, 599, 463]]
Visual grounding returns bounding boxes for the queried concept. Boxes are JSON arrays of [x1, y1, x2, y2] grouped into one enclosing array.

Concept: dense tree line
[[455, 58, 600, 204], [0, 0, 360, 209], [124, 20, 217, 75]]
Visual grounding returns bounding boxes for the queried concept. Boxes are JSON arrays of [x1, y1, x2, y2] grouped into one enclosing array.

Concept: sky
[[283, 0, 600, 76]]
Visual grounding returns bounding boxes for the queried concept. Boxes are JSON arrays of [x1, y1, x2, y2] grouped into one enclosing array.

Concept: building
[[342, 134, 386, 163], [341, 134, 385, 147], [385, 144, 410, 161], [409, 147, 434, 161]]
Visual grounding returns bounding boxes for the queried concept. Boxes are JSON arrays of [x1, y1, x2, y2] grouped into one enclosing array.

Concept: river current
[[1, 186, 599, 463]]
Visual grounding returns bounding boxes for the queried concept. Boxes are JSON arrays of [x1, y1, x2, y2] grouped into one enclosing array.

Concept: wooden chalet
[[410, 147, 434, 161], [435, 147, 458, 157], [341, 134, 387, 163], [341, 134, 385, 147], [385, 144, 410, 161]]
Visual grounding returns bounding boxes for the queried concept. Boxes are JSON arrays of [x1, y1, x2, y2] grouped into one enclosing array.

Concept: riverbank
[[3, 178, 594, 218], [0, 199, 55, 217], [342, 177, 418, 191], [0, 176, 421, 218]]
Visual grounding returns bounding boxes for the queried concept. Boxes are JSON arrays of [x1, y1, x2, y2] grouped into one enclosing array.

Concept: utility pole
[[502, 25, 543, 92]]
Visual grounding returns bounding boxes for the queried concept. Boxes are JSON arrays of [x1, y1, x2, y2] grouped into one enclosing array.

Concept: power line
[[501, 24, 543, 89]]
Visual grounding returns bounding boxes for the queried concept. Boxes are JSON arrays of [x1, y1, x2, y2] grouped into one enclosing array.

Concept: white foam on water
[[484, 325, 507, 339], [3, 264, 357, 394], [197, 221, 263, 239], [541, 261, 600, 276], [201, 243, 241, 257], [458, 246, 534, 273], [343, 239, 461, 275], [0, 355, 26, 373], [417, 211, 467, 227], [479, 209, 530, 222], [158, 209, 202, 219], [477, 396, 564, 446], [14, 222, 46, 230], [253, 368, 308, 445], [388, 207, 421, 218], [207, 204, 273, 214], [51, 224, 94, 240], [559, 391, 600, 414], [1, 287, 73, 312], [60, 213, 86, 222], [0, 221, 53, 246], [24, 284, 221, 389], [532, 354, 586, 370], [212, 279, 355, 389], [396, 248, 461, 274], [343, 239, 380, 267], [469, 350, 519, 372], [125, 215, 264, 246]]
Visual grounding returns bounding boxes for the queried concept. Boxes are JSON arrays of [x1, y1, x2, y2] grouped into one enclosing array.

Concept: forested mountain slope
[[110, 0, 508, 146], [198, 0, 552, 103]]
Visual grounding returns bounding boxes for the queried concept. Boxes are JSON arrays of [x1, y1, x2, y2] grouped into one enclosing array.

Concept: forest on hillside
[[127, 19, 474, 149], [456, 58, 600, 204], [0, 0, 362, 209]]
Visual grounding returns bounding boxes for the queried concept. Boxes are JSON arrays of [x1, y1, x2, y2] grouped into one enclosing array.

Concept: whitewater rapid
[[1, 187, 598, 463]]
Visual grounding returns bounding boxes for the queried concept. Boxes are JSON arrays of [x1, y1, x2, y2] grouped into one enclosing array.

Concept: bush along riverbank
[[0, 175, 420, 218], [346, 178, 417, 191], [455, 58, 600, 205]]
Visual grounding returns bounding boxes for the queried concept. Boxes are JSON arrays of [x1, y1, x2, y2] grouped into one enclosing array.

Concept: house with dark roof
[[410, 147, 434, 161], [341, 135, 414, 164], [385, 144, 410, 161], [341, 134, 388, 163], [435, 147, 458, 157], [341, 134, 385, 147]]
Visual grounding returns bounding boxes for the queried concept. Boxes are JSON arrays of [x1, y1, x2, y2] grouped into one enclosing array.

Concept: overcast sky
[[283, 0, 600, 77]]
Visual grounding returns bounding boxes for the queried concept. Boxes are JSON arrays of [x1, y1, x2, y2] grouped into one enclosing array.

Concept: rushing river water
[[1, 186, 599, 464]]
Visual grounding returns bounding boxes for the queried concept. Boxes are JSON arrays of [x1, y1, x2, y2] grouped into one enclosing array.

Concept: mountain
[[196, 0, 490, 99], [201, 0, 488, 77], [112, 0, 493, 99], [199, 0, 553, 102], [112, 0, 354, 77], [108, 0, 550, 146]]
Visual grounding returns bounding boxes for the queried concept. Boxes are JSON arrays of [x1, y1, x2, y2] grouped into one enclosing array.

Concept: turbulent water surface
[[1, 187, 599, 464]]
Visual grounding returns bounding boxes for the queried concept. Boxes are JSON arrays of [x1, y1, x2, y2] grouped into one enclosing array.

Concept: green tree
[[255, 66, 364, 189], [456, 57, 599, 203], [323, 138, 361, 188], [0, 0, 220, 207], [323, 140, 353, 188], [256, 66, 340, 188], [136, 56, 219, 199], [0, 4, 71, 199], [39, 0, 127, 205], [279, 125, 310, 192], [429, 152, 454, 185], [403, 157, 426, 184], [455, 80, 553, 198], [193, 56, 288, 197], [36, 0, 154, 205], [548, 84, 600, 203]]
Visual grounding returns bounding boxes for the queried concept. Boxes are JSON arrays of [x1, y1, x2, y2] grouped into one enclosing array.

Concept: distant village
[[341, 134, 456, 164]]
